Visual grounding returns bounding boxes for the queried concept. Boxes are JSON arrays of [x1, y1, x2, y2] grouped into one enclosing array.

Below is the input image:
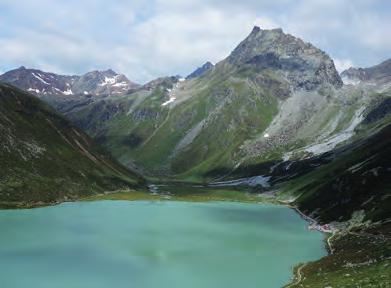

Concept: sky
[[0, 0, 390, 84]]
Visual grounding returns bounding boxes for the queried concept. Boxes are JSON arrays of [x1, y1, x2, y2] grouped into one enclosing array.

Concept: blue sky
[[0, 0, 390, 83]]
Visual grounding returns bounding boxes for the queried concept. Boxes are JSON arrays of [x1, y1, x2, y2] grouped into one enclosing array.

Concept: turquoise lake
[[0, 201, 326, 288]]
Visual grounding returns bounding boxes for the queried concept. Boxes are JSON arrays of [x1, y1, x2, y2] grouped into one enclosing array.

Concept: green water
[[0, 201, 326, 288]]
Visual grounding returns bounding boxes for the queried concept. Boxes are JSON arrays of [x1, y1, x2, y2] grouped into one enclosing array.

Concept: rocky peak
[[73, 69, 139, 95], [0, 67, 139, 97], [0, 67, 76, 96], [341, 58, 391, 85], [227, 26, 343, 90], [186, 61, 215, 79], [104, 68, 117, 75]]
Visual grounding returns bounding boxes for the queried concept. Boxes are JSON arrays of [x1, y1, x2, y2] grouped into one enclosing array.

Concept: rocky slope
[[0, 83, 143, 207]]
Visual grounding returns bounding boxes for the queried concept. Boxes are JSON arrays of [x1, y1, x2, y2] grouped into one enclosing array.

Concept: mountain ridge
[[341, 58, 391, 85], [0, 66, 139, 99]]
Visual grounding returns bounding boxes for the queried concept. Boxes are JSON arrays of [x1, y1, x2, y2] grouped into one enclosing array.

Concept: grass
[[0, 84, 144, 205], [66, 69, 280, 180], [285, 227, 391, 288], [82, 186, 278, 204]]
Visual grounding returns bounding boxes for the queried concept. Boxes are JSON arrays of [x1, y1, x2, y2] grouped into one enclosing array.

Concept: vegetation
[[83, 186, 277, 204], [0, 84, 144, 207], [285, 224, 391, 288]]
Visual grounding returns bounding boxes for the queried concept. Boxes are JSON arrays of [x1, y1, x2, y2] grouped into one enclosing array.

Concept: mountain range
[[0, 26, 390, 286], [17, 27, 384, 182]]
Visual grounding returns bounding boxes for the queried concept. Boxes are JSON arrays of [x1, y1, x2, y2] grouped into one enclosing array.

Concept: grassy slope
[[83, 185, 277, 204], [68, 67, 280, 180], [286, 224, 391, 288], [278, 122, 391, 287], [67, 72, 389, 186], [279, 122, 391, 223], [0, 83, 144, 207]]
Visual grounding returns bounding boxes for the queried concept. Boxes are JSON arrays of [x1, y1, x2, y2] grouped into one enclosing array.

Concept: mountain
[[66, 26, 378, 180], [1, 26, 390, 286], [0, 66, 139, 96], [72, 69, 139, 96], [0, 83, 144, 207], [186, 61, 214, 79], [0, 67, 139, 112], [341, 58, 391, 85], [227, 27, 342, 90], [0, 66, 77, 96]]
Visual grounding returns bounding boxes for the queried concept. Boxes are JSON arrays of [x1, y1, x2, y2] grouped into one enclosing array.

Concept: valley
[[0, 26, 390, 287]]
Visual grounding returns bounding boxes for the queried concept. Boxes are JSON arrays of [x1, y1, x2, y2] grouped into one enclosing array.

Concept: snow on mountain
[[0, 67, 139, 98]]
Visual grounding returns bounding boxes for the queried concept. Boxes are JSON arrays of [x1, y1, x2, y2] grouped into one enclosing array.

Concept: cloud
[[333, 58, 355, 73], [0, 0, 389, 83]]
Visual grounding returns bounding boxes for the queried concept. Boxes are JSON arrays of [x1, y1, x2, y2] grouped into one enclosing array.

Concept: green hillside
[[279, 123, 391, 287], [0, 83, 144, 207]]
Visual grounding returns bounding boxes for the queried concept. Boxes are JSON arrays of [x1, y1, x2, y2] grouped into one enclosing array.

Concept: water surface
[[0, 201, 326, 288]]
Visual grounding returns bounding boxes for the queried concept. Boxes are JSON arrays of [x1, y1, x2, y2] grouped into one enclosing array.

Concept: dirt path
[[285, 263, 306, 287], [327, 232, 337, 254], [141, 108, 172, 148]]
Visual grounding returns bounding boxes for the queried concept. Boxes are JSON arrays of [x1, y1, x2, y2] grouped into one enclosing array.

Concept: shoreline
[[282, 204, 338, 287]]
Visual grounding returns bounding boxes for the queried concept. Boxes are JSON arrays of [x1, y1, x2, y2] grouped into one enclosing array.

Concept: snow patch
[[112, 81, 128, 87], [209, 175, 271, 188], [98, 75, 129, 88], [27, 88, 40, 93], [62, 88, 73, 95], [161, 79, 185, 106], [99, 76, 117, 86], [32, 73, 50, 85], [162, 96, 176, 106]]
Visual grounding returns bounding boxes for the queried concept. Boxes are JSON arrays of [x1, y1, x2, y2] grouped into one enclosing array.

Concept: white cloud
[[333, 58, 355, 73], [0, 0, 390, 83]]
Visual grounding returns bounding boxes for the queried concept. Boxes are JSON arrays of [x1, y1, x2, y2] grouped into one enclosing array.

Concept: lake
[[0, 200, 326, 288]]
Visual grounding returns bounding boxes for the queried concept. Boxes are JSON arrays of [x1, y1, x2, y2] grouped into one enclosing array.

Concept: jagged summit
[[186, 61, 214, 79], [250, 25, 282, 35], [227, 26, 343, 90]]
